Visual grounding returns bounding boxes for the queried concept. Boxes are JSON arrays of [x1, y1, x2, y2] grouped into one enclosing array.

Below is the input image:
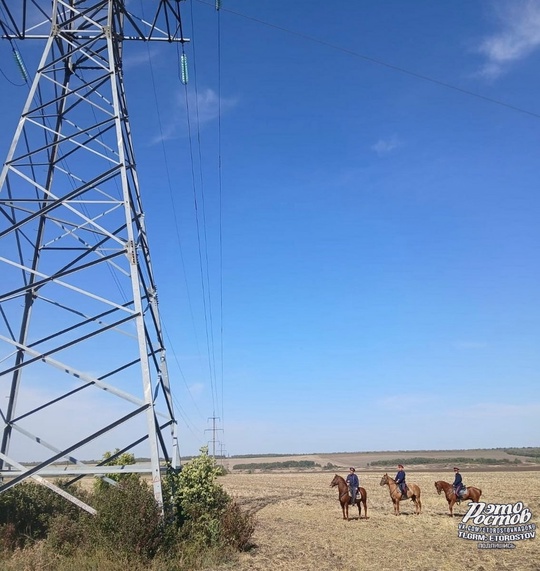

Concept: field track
[[216, 471, 539, 571]]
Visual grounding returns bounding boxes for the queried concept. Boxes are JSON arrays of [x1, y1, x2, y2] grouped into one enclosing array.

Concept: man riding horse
[[346, 467, 359, 505], [394, 464, 407, 497], [453, 467, 464, 499]]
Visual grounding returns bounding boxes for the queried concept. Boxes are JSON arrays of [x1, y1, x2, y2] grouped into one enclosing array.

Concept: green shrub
[[46, 512, 91, 556], [165, 446, 255, 553], [219, 499, 255, 551], [215, 465, 228, 476], [93, 449, 137, 493], [0, 447, 255, 569], [166, 446, 230, 525], [0, 480, 86, 546], [90, 477, 164, 560]]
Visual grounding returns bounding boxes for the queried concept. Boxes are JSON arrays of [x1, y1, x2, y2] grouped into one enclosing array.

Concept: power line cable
[[185, 1, 222, 419], [136, 0, 209, 430], [194, 0, 540, 121], [216, 0, 225, 445], [181, 77, 217, 419]]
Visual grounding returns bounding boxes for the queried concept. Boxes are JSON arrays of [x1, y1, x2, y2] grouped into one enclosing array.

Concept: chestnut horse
[[434, 480, 482, 517], [379, 473, 421, 515], [330, 474, 368, 521]]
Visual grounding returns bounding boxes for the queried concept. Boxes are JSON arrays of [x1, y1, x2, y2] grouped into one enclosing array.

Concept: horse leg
[[449, 498, 455, 517], [363, 499, 368, 519], [357, 499, 361, 519]]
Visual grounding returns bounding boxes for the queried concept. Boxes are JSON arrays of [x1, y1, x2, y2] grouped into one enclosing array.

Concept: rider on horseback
[[394, 464, 407, 497], [453, 467, 464, 499], [346, 467, 359, 505]]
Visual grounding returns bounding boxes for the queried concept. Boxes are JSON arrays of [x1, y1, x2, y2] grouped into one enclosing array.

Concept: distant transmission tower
[[0, 0, 188, 512]]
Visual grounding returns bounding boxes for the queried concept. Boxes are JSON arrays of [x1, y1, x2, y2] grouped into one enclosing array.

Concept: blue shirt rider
[[346, 467, 359, 505], [395, 464, 407, 496], [453, 467, 464, 497]]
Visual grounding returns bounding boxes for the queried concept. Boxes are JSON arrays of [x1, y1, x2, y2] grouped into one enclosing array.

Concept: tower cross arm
[[0, 0, 190, 43]]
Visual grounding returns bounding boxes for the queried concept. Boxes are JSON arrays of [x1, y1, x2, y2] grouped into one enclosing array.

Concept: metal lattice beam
[[0, 0, 188, 511]]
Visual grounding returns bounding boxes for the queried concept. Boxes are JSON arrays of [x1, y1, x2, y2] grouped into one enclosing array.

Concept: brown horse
[[434, 480, 482, 517], [330, 474, 368, 521], [379, 473, 422, 515]]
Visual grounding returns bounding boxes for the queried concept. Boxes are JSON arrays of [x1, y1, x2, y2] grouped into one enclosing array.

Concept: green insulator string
[[180, 52, 188, 84], [215, 0, 221, 10], [12, 48, 29, 83]]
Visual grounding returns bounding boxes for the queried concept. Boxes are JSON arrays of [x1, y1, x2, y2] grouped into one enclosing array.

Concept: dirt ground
[[215, 471, 540, 571]]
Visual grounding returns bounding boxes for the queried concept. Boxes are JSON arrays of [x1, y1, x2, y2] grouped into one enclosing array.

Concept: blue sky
[[1, 0, 540, 458]]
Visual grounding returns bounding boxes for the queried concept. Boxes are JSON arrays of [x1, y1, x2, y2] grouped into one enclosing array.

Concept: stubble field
[[216, 471, 539, 571]]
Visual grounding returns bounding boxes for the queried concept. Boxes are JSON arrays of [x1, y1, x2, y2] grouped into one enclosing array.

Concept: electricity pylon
[[0, 0, 188, 512]]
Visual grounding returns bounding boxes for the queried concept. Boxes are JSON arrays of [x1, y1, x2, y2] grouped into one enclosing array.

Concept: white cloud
[[371, 135, 400, 155], [477, 0, 540, 78], [149, 88, 238, 145], [188, 382, 205, 397], [122, 48, 156, 70]]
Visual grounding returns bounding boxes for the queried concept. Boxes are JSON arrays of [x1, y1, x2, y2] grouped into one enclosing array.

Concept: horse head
[[330, 474, 341, 488], [379, 473, 389, 486], [434, 481, 442, 495]]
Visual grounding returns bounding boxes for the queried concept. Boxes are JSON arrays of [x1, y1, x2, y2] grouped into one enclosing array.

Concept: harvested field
[[221, 448, 539, 472], [216, 471, 539, 571]]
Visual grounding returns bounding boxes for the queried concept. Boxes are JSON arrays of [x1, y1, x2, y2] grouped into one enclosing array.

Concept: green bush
[[46, 513, 91, 556], [165, 446, 255, 552], [167, 446, 230, 525], [0, 447, 255, 569], [219, 499, 255, 551], [90, 477, 164, 560], [93, 449, 138, 493], [0, 480, 86, 546]]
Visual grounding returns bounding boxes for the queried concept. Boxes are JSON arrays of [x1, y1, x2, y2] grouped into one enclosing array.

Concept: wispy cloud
[[149, 87, 238, 145], [371, 135, 400, 156], [188, 382, 205, 398], [122, 48, 158, 71], [477, 0, 540, 79]]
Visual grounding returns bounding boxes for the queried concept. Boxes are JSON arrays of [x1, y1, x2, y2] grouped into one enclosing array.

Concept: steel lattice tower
[[0, 0, 188, 513]]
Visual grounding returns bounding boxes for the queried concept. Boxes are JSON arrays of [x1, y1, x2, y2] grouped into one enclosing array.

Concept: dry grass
[[215, 471, 540, 571]]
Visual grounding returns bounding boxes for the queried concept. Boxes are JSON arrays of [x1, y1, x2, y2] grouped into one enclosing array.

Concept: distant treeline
[[503, 447, 540, 458], [233, 460, 320, 470], [228, 447, 538, 459], [369, 457, 519, 466]]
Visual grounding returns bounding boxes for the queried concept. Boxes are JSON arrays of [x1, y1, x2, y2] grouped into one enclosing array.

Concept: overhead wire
[[182, 1, 220, 422], [194, 0, 540, 121], [137, 1, 210, 431], [216, 0, 225, 452]]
